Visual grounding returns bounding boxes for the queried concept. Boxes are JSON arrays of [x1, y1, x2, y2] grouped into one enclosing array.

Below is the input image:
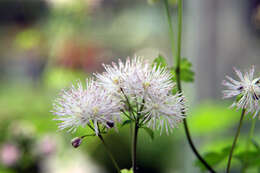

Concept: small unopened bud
[[71, 137, 82, 148], [106, 121, 114, 128]]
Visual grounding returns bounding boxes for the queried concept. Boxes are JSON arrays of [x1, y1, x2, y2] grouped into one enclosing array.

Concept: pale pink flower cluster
[[223, 66, 260, 117], [52, 56, 186, 134], [52, 79, 122, 134], [0, 144, 20, 166], [96, 57, 186, 133]]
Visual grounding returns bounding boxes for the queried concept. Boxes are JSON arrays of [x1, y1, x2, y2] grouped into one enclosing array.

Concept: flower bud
[[71, 137, 82, 148], [106, 121, 114, 128]]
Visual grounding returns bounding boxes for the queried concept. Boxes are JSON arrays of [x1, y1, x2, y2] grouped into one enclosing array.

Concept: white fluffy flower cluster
[[52, 56, 186, 134], [52, 79, 122, 135], [222, 66, 260, 117]]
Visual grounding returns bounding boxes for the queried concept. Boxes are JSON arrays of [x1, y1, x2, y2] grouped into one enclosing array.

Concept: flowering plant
[[51, 0, 260, 173], [52, 56, 187, 173]]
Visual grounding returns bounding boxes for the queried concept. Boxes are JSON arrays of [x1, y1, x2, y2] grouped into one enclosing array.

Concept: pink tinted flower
[[0, 144, 20, 166], [222, 66, 260, 117], [37, 136, 57, 156], [52, 79, 122, 134], [96, 56, 186, 133]]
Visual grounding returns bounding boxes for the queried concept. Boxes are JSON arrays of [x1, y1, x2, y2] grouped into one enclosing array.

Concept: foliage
[[189, 102, 240, 135], [235, 140, 260, 169], [121, 120, 133, 127], [43, 67, 87, 89], [152, 54, 168, 69], [140, 127, 154, 140], [121, 169, 133, 173], [194, 146, 231, 172], [172, 58, 195, 82], [153, 55, 195, 83]]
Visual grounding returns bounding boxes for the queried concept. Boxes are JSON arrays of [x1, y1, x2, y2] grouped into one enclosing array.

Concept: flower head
[[96, 56, 186, 133], [222, 66, 260, 117], [96, 57, 174, 99], [0, 144, 20, 166], [52, 79, 122, 134], [143, 93, 186, 134]]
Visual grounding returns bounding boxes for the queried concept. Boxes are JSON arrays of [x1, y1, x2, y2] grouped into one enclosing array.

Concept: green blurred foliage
[[140, 127, 155, 141], [15, 29, 42, 50], [43, 67, 87, 89], [121, 168, 133, 173], [147, 0, 178, 6], [188, 102, 240, 135], [153, 55, 195, 83], [194, 146, 231, 172], [152, 54, 168, 69], [171, 58, 195, 82]]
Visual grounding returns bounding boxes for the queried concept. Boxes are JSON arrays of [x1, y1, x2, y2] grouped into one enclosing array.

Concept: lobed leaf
[[152, 55, 168, 70], [194, 146, 231, 172], [121, 120, 133, 127], [141, 127, 154, 140], [171, 58, 195, 83]]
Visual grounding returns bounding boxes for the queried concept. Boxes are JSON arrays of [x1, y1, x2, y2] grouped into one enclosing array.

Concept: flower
[[143, 92, 186, 134], [52, 79, 122, 134], [0, 144, 20, 166], [36, 135, 57, 155], [222, 66, 260, 117], [95, 58, 128, 96], [96, 56, 186, 133], [96, 56, 174, 98]]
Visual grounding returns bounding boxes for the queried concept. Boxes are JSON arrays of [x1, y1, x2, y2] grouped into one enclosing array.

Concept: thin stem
[[87, 124, 96, 131], [183, 120, 216, 172], [241, 116, 256, 173], [132, 120, 139, 173], [164, 0, 176, 60], [88, 122, 121, 173], [121, 110, 135, 121], [81, 134, 99, 138], [98, 134, 121, 173], [163, 0, 216, 172], [226, 109, 246, 173], [120, 88, 136, 120], [176, 0, 182, 90]]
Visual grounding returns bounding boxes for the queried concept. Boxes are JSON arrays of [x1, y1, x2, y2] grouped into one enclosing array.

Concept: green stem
[[226, 109, 246, 173], [132, 120, 139, 173], [176, 0, 182, 90], [163, 0, 216, 172], [163, 0, 176, 61], [98, 134, 121, 173], [241, 117, 256, 173], [89, 123, 121, 173], [183, 119, 216, 173]]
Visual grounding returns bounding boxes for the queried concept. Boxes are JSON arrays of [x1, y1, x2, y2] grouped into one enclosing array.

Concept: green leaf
[[194, 146, 230, 172], [153, 55, 168, 69], [121, 120, 133, 127], [141, 127, 154, 140], [171, 58, 195, 83], [121, 169, 133, 173], [235, 150, 260, 168], [251, 139, 260, 150]]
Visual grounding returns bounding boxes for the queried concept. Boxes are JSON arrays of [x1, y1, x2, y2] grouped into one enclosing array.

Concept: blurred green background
[[0, 0, 260, 173]]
